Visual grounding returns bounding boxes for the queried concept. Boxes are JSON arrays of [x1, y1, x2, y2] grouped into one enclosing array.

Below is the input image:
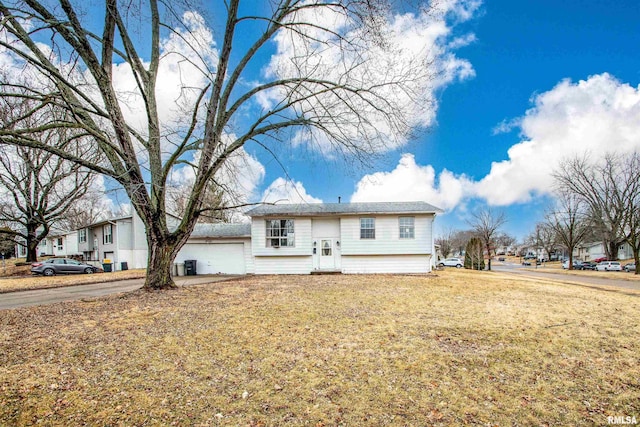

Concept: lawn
[[1, 270, 639, 426], [0, 269, 147, 293]]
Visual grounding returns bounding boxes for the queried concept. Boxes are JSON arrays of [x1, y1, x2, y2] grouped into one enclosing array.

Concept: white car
[[438, 257, 463, 268], [596, 261, 622, 271]]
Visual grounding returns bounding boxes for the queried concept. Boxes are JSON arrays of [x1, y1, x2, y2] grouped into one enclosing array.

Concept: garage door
[[178, 243, 246, 274]]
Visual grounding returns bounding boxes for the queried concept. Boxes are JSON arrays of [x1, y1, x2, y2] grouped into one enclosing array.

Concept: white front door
[[319, 239, 336, 270]]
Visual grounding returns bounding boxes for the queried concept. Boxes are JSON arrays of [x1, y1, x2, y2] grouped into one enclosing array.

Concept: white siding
[[342, 255, 432, 274], [177, 241, 248, 274], [254, 256, 313, 274], [252, 218, 313, 257], [340, 215, 434, 255], [312, 218, 340, 238], [116, 249, 147, 270]]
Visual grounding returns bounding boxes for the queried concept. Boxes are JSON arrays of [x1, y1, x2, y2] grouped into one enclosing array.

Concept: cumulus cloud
[[474, 73, 640, 205], [261, 178, 323, 204], [350, 73, 640, 211], [350, 153, 472, 210], [260, 0, 479, 155]]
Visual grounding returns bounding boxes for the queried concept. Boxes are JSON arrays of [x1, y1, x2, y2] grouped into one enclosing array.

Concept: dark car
[[31, 258, 104, 276], [579, 262, 598, 270]]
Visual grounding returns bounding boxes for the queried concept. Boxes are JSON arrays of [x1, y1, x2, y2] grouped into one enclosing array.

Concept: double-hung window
[[266, 219, 295, 247], [103, 224, 113, 244], [360, 218, 375, 239], [78, 229, 87, 243], [399, 217, 415, 239], [57, 237, 64, 251]]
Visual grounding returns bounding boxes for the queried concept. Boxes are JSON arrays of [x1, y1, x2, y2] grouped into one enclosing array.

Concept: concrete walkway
[[0, 275, 242, 310]]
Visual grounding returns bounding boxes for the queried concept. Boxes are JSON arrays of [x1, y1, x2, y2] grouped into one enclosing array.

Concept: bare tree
[[0, 97, 96, 261], [466, 208, 507, 271], [527, 223, 557, 262], [435, 227, 456, 259], [0, 0, 443, 289], [545, 188, 591, 270], [554, 153, 631, 261], [619, 152, 640, 274]]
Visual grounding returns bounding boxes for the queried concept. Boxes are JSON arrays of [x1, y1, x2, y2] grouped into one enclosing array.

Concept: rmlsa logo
[[608, 416, 638, 425]]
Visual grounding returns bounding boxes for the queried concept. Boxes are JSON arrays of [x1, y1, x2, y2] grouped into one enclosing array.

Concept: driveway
[[493, 262, 640, 293], [0, 275, 243, 310]]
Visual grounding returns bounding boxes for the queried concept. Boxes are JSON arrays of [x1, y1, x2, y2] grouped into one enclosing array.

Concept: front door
[[319, 239, 335, 270]]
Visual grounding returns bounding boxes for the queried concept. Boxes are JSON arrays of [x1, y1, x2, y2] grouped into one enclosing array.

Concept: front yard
[[1, 270, 639, 425]]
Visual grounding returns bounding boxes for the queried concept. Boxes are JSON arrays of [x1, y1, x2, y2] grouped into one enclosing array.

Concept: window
[[57, 237, 63, 251], [399, 217, 415, 239], [360, 218, 375, 239], [265, 219, 295, 247], [104, 224, 113, 244], [78, 229, 87, 243]]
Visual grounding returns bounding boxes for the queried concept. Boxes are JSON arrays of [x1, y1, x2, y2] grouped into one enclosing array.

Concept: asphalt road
[[492, 262, 640, 293], [0, 275, 242, 310]]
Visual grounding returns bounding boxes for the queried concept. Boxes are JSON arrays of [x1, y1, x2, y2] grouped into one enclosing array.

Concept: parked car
[[438, 257, 463, 268], [596, 261, 622, 272], [593, 257, 608, 263], [624, 263, 636, 272], [562, 260, 583, 269], [578, 262, 598, 270], [31, 258, 104, 276]]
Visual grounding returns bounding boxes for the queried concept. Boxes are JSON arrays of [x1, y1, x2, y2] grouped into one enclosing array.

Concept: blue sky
[[5, 0, 638, 241], [248, 0, 640, 240]]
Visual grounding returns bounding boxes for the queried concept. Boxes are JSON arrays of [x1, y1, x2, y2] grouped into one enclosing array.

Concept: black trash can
[[102, 263, 112, 272], [120, 261, 128, 271], [184, 259, 197, 276]]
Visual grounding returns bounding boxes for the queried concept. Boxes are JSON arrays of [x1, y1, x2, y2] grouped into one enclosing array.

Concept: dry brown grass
[[0, 269, 147, 293], [1, 270, 639, 426]]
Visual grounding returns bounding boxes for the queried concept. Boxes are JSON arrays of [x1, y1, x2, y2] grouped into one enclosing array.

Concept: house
[[574, 241, 635, 261], [175, 223, 252, 275], [15, 227, 78, 258], [245, 201, 441, 274], [77, 215, 148, 270], [68, 201, 441, 275]]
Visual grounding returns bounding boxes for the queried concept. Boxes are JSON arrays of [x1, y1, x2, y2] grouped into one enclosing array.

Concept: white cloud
[[350, 153, 472, 210], [474, 73, 640, 205], [261, 0, 479, 155], [261, 178, 323, 204]]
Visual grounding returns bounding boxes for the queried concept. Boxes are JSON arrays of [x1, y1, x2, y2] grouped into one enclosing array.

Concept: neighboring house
[[77, 215, 148, 270], [15, 227, 78, 258], [245, 202, 442, 274], [574, 241, 635, 261], [48, 230, 79, 257]]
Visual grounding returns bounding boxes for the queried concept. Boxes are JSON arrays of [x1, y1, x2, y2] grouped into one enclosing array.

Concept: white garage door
[[179, 243, 246, 274]]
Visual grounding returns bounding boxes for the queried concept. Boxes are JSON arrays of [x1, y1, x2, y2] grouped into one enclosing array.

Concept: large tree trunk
[[25, 223, 39, 263], [144, 240, 178, 290]]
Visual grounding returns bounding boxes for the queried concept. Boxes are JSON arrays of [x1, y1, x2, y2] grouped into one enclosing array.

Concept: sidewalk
[[0, 275, 243, 310]]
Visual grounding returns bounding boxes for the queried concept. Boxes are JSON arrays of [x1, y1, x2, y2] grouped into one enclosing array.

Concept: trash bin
[[177, 263, 185, 276], [120, 261, 128, 271], [102, 262, 112, 272], [184, 259, 197, 276]]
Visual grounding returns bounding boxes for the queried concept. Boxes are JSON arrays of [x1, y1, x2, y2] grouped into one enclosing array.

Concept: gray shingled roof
[[190, 223, 251, 238], [246, 201, 442, 217]]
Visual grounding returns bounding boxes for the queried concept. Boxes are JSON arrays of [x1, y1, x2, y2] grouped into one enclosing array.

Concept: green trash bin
[[102, 262, 112, 272]]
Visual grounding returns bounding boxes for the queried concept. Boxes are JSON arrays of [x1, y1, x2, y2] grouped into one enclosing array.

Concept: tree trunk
[[25, 223, 39, 263], [144, 240, 179, 290]]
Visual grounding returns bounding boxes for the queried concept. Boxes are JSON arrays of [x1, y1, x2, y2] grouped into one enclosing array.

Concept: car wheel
[[456, 264, 462, 268], [43, 268, 55, 276], [438, 263, 444, 267], [84, 267, 94, 274]]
